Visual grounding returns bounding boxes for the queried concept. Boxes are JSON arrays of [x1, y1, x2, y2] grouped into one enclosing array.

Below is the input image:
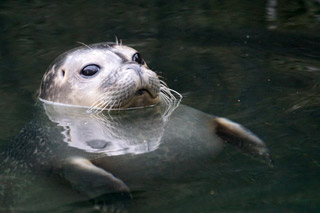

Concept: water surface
[[0, 1, 319, 212]]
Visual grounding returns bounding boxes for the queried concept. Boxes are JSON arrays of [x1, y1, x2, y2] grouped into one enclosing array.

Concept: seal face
[[39, 43, 163, 110]]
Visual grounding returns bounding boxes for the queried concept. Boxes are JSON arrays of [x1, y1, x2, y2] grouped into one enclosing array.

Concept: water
[[0, 0, 319, 212]]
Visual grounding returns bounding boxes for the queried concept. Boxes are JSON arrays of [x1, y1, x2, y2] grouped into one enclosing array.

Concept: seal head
[[39, 43, 161, 110]]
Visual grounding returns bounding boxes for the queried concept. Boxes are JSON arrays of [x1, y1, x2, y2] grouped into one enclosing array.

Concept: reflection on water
[[0, 0, 319, 212], [42, 98, 180, 155]]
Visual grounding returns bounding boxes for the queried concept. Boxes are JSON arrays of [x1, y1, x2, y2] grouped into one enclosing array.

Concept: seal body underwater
[[0, 42, 271, 212]]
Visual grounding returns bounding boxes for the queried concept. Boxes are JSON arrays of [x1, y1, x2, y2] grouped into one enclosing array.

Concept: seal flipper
[[60, 157, 131, 199], [212, 117, 273, 165]]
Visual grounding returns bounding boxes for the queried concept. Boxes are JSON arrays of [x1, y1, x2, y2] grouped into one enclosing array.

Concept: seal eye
[[80, 64, 100, 77], [132, 53, 144, 65]]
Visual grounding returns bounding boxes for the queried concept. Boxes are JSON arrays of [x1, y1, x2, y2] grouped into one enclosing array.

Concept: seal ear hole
[[60, 70, 65, 78]]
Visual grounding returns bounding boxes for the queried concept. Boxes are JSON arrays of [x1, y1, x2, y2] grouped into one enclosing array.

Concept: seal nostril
[[135, 89, 153, 97], [135, 89, 144, 96]]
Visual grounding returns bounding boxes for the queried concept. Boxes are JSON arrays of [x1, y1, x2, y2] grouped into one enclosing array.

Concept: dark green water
[[0, 1, 319, 212]]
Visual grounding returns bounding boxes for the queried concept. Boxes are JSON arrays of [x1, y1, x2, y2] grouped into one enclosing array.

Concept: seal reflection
[[43, 99, 180, 156]]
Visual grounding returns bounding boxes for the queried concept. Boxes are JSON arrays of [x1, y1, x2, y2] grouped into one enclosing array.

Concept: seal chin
[[123, 89, 160, 108]]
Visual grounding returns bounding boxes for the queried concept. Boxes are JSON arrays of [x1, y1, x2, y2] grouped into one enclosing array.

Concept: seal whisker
[[114, 99, 121, 110], [159, 82, 176, 99], [76, 41, 93, 50], [97, 98, 115, 113], [114, 35, 123, 46], [93, 99, 106, 109], [159, 82, 182, 108], [87, 95, 107, 113], [100, 101, 110, 113], [88, 94, 116, 114], [114, 35, 119, 45], [107, 100, 118, 113], [95, 99, 108, 113], [168, 88, 183, 100], [159, 80, 169, 88], [108, 99, 117, 110], [160, 88, 171, 102], [157, 75, 166, 81], [89, 94, 105, 106], [158, 88, 182, 121], [160, 86, 174, 100], [160, 91, 170, 105]]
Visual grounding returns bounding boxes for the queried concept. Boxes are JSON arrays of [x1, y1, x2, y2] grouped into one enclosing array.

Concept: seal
[[0, 42, 272, 212], [38, 42, 179, 111]]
